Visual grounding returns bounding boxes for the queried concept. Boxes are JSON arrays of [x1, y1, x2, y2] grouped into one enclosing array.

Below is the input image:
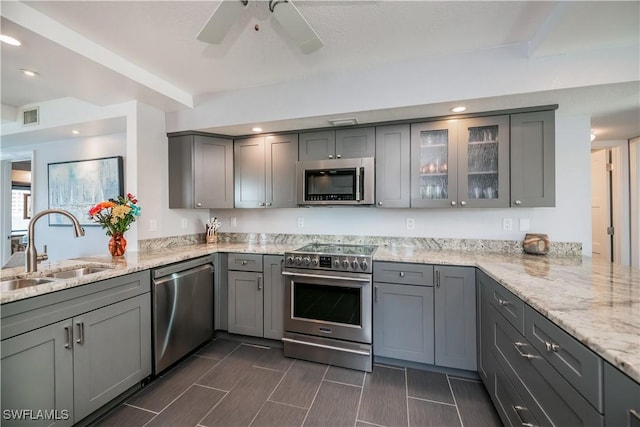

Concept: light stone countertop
[[2, 242, 638, 384]]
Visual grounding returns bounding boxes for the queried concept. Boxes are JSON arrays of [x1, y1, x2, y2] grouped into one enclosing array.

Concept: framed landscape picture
[[48, 156, 124, 226]]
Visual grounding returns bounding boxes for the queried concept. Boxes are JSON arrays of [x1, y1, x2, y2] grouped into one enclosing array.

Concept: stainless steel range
[[282, 243, 377, 372]]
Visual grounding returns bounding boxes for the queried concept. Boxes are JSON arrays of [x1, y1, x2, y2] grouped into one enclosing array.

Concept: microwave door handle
[[355, 166, 361, 201]]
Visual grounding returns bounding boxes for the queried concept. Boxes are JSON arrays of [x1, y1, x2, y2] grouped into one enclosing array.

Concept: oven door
[[283, 269, 372, 344]]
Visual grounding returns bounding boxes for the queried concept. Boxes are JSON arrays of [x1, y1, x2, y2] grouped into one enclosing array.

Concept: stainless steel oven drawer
[[228, 253, 263, 272], [373, 262, 434, 286]]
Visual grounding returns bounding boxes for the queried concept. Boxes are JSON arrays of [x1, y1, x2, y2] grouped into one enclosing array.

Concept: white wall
[[208, 115, 592, 254]]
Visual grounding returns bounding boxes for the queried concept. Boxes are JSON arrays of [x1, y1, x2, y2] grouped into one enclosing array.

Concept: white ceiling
[[1, 1, 639, 140]]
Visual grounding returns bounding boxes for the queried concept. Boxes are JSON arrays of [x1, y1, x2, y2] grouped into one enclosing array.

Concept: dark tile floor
[[93, 338, 502, 427]]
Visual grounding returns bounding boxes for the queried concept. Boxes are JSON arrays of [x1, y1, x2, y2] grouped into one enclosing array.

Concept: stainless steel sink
[[0, 278, 56, 292], [46, 266, 113, 279]]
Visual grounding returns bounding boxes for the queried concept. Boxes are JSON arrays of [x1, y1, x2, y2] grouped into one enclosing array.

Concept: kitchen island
[[1, 240, 638, 386]]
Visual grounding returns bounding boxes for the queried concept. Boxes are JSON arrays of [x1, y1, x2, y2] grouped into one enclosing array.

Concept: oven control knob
[[360, 260, 369, 271], [294, 256, 302, 265], [311, 258, 318, 266], [286, 256, 295, 265], [342, 259, 350, 269], [333, 259, 340, 268], [351, 260, 359, 269], [302, 256, 311, 266]]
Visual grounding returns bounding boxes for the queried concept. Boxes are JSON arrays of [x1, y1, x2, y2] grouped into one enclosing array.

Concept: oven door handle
[[282, 337, 371, 356], [282, 271, 371, 283]]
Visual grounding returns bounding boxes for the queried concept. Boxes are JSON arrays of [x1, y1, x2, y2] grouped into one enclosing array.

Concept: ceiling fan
[[197, 0, 324, 54]]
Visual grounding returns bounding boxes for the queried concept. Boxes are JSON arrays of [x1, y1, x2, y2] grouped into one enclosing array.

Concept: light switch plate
[[297, 217, 304, 228], [230, 217, 237, 227], [502, 218, 513, 231], [406, 218, 415, 230], [519, 218, 531, 231]]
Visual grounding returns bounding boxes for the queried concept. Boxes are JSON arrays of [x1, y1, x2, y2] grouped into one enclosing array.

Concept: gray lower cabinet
[[375, 124, 410, 208], [604, 362, 640, 427], [434, 265, 476, 371], [373, 262, 435, 364], [510, 110, 556, 207], [227, 254, 284, 339], [234, 134, 298, 208], [0, 271, 151, 426], [479, 270, 603, 427], [168, 132, 234, 208]]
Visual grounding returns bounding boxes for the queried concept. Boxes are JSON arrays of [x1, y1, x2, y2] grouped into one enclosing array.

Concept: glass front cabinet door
[[411, 116, 509, 208]]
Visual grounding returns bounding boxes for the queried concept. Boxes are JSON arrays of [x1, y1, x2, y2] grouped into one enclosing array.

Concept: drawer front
[[373, 262, 433, 286], [488, 352, 545, 427], [490, 305, 603, 427], [228, 253, 263, 272], [482, 273, 525, 334], [525, 305, 603, 411]]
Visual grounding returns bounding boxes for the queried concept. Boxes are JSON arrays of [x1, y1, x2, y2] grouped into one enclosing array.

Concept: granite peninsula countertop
[[2, 242, 639, 384]]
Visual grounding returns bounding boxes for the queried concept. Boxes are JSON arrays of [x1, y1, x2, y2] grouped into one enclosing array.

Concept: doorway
[[591, 149, 611, 262], [0, 155, 33, 266]]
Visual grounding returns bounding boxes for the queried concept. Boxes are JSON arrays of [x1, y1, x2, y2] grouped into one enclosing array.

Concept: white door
[[591, 149, 611, 262], [631, 138, 640, 269]]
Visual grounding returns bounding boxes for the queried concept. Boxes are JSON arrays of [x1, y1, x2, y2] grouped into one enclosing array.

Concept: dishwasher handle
[[152, 255, 214, 279], [153, 263, 213, 286]]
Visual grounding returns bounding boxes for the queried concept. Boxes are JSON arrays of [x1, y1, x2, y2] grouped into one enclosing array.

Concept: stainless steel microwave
[[297, 157, 375, 206]]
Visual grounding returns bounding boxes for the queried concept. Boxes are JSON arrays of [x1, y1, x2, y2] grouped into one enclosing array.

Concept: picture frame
[[48, 156, 124, 226]]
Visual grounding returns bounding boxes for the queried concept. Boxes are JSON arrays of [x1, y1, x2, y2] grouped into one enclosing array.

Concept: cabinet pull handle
[[498, 298, 510, 306], [629, 409, 640, 423], [377, 201, 382, 206], [435, 270, 440, 287], [336, 154, 342, 159], [514, 342, 538, 360], [459, 200, 467, 206], [196, 202, 202, 207], [450, 201, 457, 206], [241, 260, 247, 265], [266, 202, 272, 207], [64, 325, 72, 349], [513, 405, 537, 427], [515, 200, 522, 206], [399, 271, 405, 277], [259, 202, 266, 207], [328, 154, 334, 159], [257, 276, 262, 291], [76, 322, 85, 345], [374, 286, 378, 303], [544, 341, 559, 352]]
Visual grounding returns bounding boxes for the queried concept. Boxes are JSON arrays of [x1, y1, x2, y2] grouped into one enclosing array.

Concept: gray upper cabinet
[[510, 110, 556, 207], [434, 266, 477, 371], [375, 124, 410, 208], [411, 116, 510, 208], [234, 134, 298, 208], [299, 128, 375, 160], [168, 133, 234, 209]]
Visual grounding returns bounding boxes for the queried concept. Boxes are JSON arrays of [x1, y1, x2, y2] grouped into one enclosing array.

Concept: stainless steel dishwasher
[[152, 255, 214, 374]]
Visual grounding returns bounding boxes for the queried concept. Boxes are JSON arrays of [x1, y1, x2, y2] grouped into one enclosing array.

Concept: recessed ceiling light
[[0, 35, 21, 46], [328, 118, 358, 126], [450, 106, 466, 113], [72, 130, 80, 135], [252, 127, 263, 132], [19, 69, 39, 77]]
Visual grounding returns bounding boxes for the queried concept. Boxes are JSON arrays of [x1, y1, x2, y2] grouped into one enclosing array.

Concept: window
[[12, 188, 30, 232]]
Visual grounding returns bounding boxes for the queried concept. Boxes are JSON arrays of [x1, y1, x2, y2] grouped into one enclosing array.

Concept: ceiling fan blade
[[197, 0, 249, 44], [270, 0, 324, 54]]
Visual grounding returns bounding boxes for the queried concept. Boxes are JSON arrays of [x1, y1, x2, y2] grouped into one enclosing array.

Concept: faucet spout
[[25, 209, 85, 273]]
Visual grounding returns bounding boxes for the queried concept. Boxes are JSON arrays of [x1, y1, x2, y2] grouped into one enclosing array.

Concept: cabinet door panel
[[335, 127, 375, 159], [263, 255, 284, 340], [375, 125, 410, 208], [510, 111, 555, 207], [1, 320, 74, 426], [604, 362, 640, 427], [266, 135, 298, 208], [411, 121, 458, 207], [194, 136, 234, 208], [373, 282, 434, 363], [299, 131, 335, 160], [73, 294, 151, 422], [228, 271, 263, 337], [434, 266, 476, 371], [234, 137, 266, 208]]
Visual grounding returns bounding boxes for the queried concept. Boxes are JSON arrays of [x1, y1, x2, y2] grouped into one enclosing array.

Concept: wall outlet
[[149, 219, 157, 232], [406, 218, 415, 230], [230, 217, 237, 227], [519, 218, 531, 231], [297, 217, 304, 228], [180, 218, 188, 229], [502, 218, 513, 231]]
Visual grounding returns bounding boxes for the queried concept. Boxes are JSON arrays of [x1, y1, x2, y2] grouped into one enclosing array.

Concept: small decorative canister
[[523, 233, 550, 255]]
